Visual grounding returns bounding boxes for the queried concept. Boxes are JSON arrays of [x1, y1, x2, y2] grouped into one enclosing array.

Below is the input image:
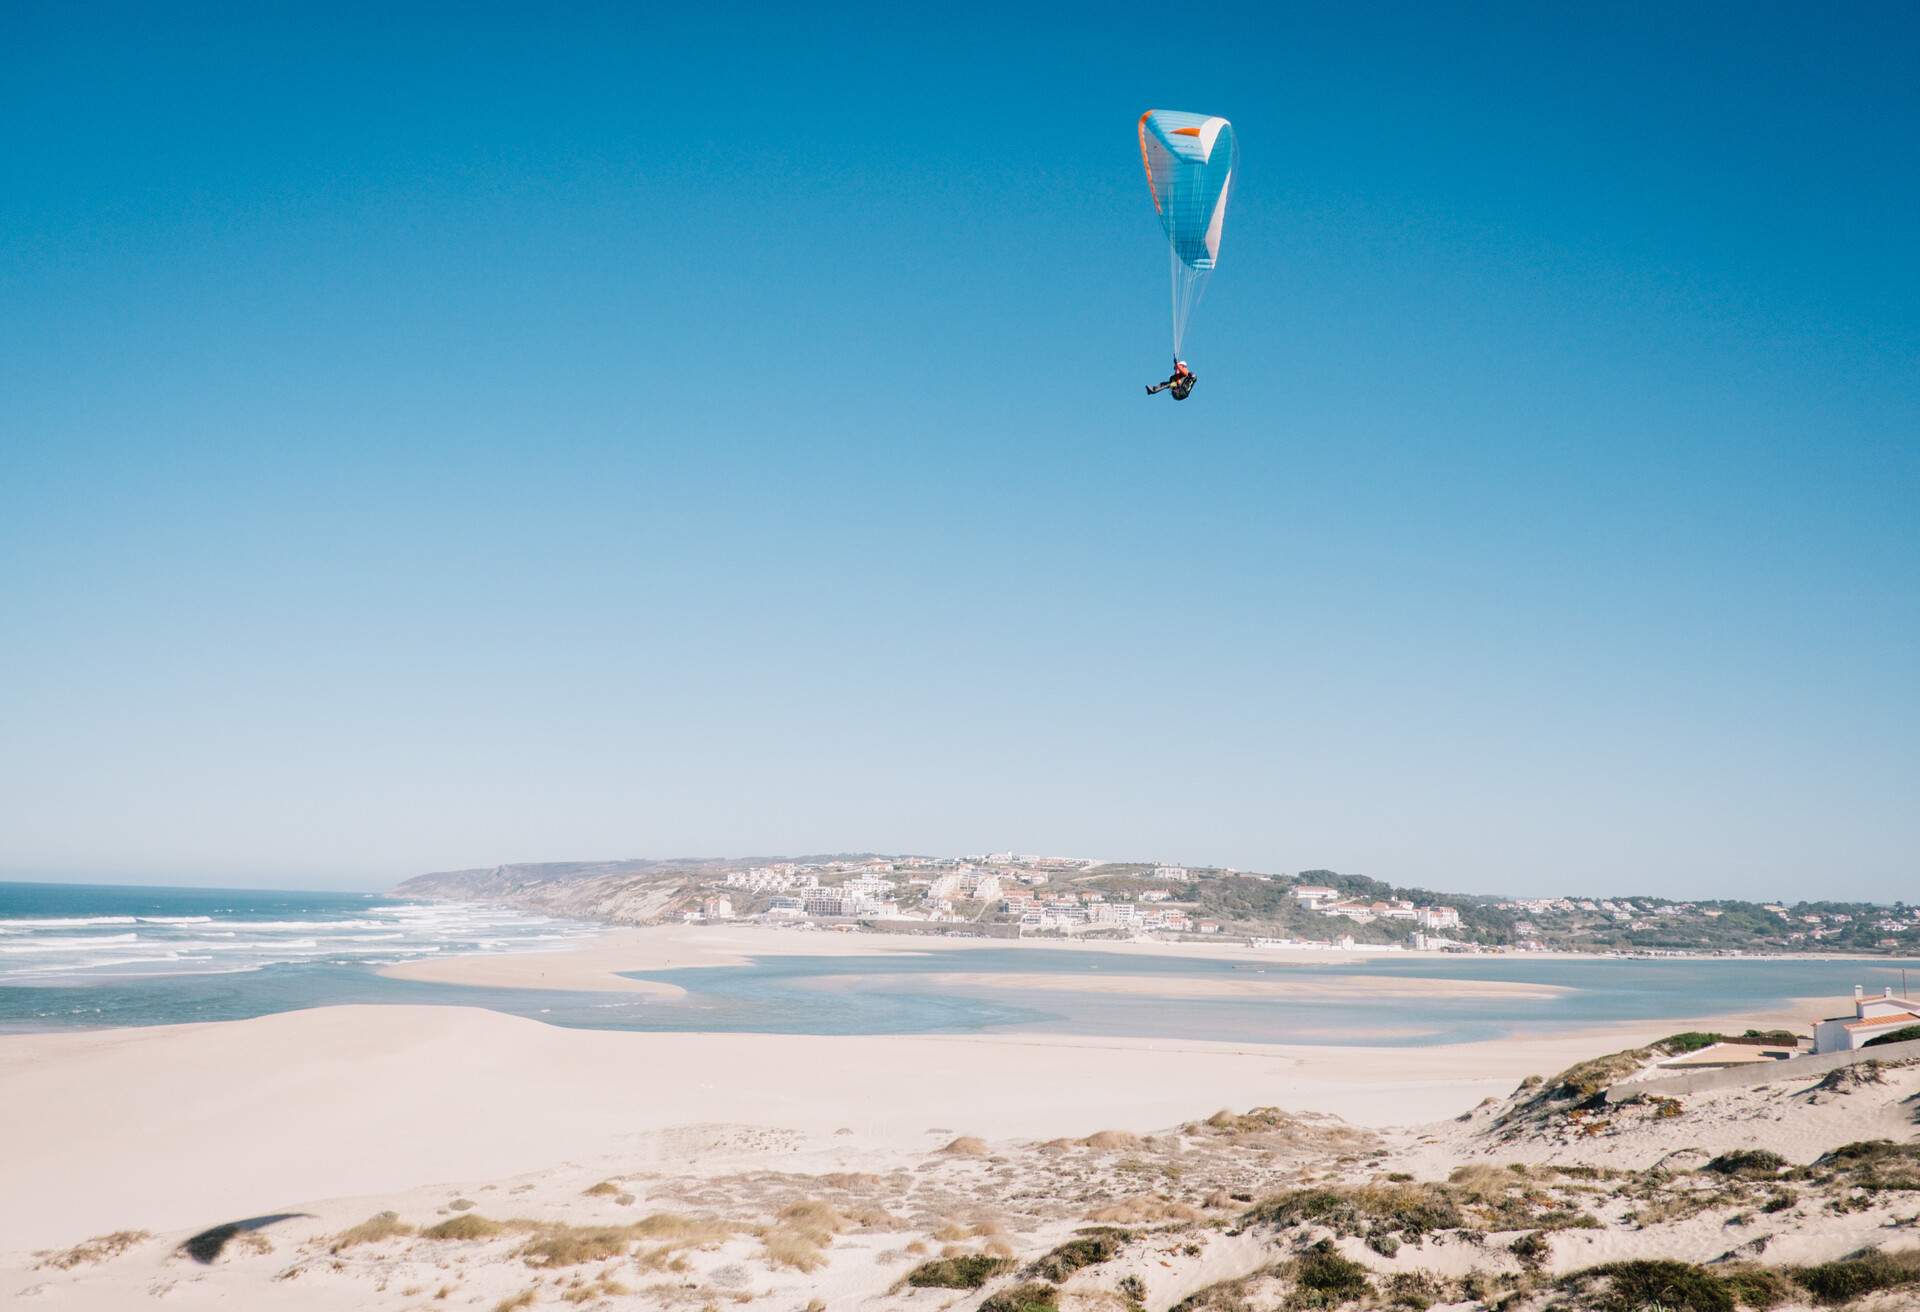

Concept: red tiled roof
[[1841, 1011, 1920, 1031]]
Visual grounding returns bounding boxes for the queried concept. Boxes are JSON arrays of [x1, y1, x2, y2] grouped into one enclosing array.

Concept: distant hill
[[392, 855, 1920, 954], [393, 854, 897, 925]]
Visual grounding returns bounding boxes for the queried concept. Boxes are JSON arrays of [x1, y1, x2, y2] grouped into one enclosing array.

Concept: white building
[[927, 870, 1000, 902], [726, 868, 820, 893], [1812, 986, 1920, 1054], [1291, 885, 1339, 907], [798, 887, 895, 918], [801, 889, 847, 917], [1416, 905, 1462, 931], [1153, 866, 1191, 882], [702, 895, 734, 921]]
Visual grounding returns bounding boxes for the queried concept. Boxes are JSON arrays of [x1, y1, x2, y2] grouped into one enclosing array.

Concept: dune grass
[[1810, 1139, 1920, 1191], [762, 1230, 828, 1272], [1196, 1107, 1293, 1135], [331, 1212, 414, 1252], [515, 1223, 640, 1267], [561, 1272, 635, 1303], [631, 1212, 739, 1243], [1087, 1195, 1203, 1224], [422, 1215, 506, 1241], [37, 1230, 151, 1269], [759, 1199, 847, 1272]]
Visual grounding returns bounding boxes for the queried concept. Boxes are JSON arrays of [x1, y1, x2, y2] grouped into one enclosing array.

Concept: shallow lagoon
[[8, 924, 1916, 1043]]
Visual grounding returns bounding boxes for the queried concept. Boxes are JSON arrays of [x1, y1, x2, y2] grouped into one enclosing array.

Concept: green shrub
[[1657, 1032, 1725, 1055], [1558, 1260, 1736, 1312], [1862, 1025, 1920, 1048], [980, 1281, 1059, 1312], [1026, 1228, 1131, 1282], [1169, 1275, 1256, 1312], [1382, 1271, 1442, 1310], [1247, 1185, 1463, 1241], [904, 1255, 1014, 1289], [1703, 1149, 1787, 1178], [1717, 1264, 1794, 1307], [1289, 1242, 1371, 1307], [1509, 1231, 1549, 1265], [1813, 1140, 1920, 1190], [1793, 1249, 1920, 1303]]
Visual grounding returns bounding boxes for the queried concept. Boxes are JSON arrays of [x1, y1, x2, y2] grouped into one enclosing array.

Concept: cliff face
[[392, 859, 715, 925], [395, 854, 896, 926]]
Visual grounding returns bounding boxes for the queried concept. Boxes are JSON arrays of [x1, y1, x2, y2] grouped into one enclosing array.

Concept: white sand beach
[[3, 924, 1828, 1253], [6, 983, 1905, 1312]]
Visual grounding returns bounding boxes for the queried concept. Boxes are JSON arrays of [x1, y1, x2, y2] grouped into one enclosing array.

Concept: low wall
[[859, 919, 1020, 939], [1605, 1035, 1920, 1103]]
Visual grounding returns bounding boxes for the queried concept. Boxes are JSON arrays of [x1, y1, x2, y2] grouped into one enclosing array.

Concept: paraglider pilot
[[1145, 360, 1196, 400]]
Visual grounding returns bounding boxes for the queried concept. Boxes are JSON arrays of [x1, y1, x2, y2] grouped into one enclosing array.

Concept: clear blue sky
[[3, 4, 1915, 899]]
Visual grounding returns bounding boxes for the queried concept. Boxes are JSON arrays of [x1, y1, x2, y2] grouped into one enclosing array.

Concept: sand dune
[[7, 1004, 1915, 1311], [0, 993, 1808, 1253]]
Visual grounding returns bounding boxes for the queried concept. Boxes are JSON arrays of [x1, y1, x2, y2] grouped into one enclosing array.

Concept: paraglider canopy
[[1138, 109, 1236, 357]]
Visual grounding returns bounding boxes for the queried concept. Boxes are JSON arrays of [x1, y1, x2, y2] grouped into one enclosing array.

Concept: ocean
[[5, 881, 1916, 1045], [0, 881, 599, 1031]]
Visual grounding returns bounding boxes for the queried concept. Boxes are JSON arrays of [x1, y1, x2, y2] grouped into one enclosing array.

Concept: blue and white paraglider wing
[[1139, 109, 1236, 356]]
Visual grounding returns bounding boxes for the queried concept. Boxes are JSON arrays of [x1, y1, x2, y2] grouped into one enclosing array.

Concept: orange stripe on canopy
[[1138, 111, 1160, 213], [1172, 127, 1201, 136]]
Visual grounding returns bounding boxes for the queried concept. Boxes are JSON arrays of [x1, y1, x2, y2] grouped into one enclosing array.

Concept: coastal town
[[398, 852, 1920, 958]]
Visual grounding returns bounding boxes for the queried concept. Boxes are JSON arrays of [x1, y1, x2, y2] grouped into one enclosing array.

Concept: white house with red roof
[[1812, 985, 1920, 1054]]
